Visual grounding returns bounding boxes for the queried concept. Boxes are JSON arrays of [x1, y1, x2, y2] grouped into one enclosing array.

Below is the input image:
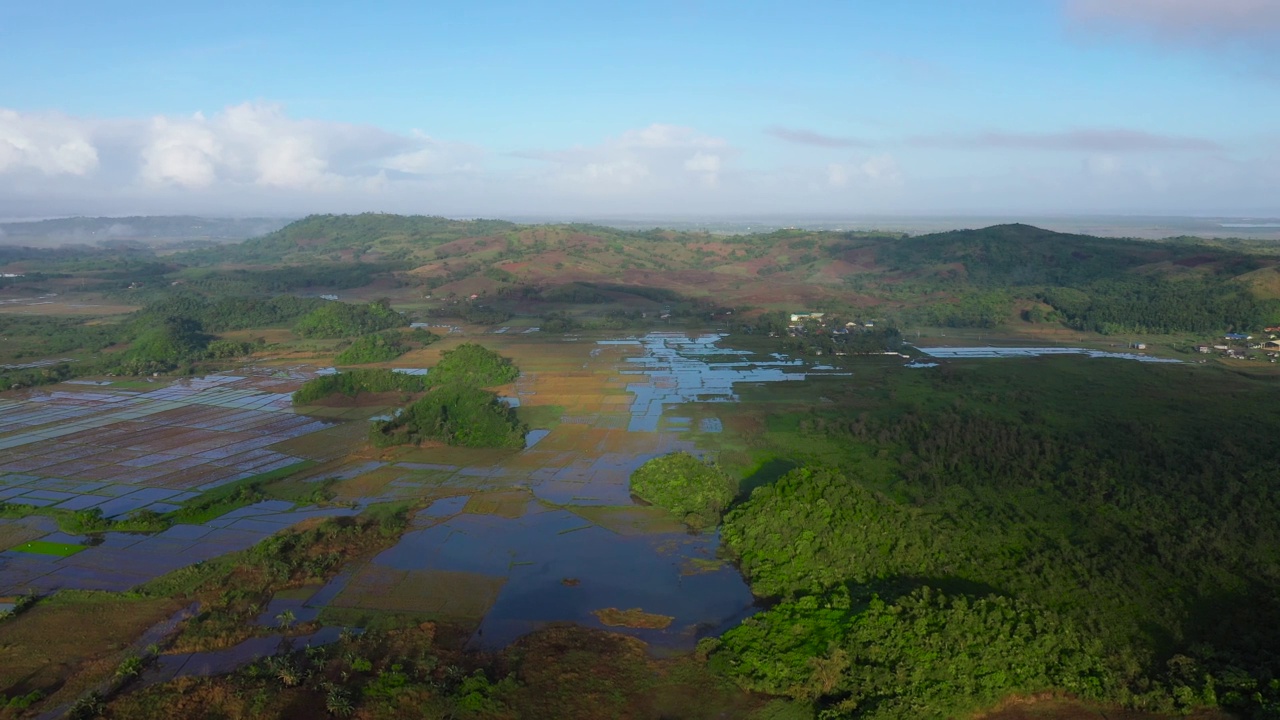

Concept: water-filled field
[[916, 345, 1182, 362], [0, 331, 853, 675], [5, 330, 1196, 678]]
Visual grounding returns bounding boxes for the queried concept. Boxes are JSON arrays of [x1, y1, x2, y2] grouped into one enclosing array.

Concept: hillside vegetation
[[166, 214, 1280, 333]]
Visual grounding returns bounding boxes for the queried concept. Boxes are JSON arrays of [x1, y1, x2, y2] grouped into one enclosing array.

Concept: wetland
[[1, 216, 1278, 719]]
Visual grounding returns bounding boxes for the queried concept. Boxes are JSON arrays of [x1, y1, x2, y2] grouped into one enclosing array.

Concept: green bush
[[426, 343, 519, 388], [630, 451, 737, 530], [334, 330, 409, 365], [370, 384, 526, 449], [294, 299, 407, 339], [292, 369, 428, 404]]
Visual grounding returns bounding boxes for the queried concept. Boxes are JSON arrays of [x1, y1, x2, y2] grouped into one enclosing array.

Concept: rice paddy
[[0, 329, 852, 698]]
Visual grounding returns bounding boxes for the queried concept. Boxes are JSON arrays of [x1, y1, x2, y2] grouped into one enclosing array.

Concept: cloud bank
[[0, 103, 1273, 218], [514, 124, 734, 192]]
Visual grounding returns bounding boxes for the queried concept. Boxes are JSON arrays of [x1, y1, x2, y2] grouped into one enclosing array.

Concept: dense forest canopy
[[716, 357, 1280, 718]]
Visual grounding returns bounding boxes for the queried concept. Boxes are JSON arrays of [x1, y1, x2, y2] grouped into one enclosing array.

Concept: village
[[1195, 326, 1280, 362], [785, 312, 1280, 363]]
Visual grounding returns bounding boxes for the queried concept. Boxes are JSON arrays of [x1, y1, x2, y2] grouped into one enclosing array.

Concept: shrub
[[370, 384, 526, 449], [426, 343, 518, 388], [629, 451, 737, 530]]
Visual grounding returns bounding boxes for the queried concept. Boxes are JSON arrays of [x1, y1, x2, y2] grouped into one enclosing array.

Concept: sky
[[1, 0, 1277, 220]]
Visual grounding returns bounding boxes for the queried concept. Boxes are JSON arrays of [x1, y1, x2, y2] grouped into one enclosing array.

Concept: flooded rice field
[[0, 332, 849, 668], [916, 345, 1181, 362], [0, 367, 362, 594]]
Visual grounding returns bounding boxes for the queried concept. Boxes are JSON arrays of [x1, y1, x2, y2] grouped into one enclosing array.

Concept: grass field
[[9, 539, 84, 556], [0, 591, 180, 706]]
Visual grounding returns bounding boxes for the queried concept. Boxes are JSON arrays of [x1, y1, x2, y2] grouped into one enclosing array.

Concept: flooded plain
[[0, 328, 1205, 690], [297, 332, 848, 652], [0, 332, 850, 667]]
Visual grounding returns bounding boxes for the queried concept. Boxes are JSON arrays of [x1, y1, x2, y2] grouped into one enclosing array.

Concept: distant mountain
[[0, 216, 293, 246], [169, 214, 1279, 317], [878, 222, 1265, 286]]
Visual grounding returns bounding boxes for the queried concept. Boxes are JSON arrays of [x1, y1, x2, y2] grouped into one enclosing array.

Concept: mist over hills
[[4, 213, 1280, 249], [0, 216, 293, 247]]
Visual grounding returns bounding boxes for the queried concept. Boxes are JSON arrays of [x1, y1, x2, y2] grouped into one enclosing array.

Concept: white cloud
[[0, 103, 1273, 218], [380, 130, 481, 175], [683, 151, 722, 187], [135, 102, 427, 191], [140, 115, 222, 188], [0, 103, 495, 217], [827, 154, 902, 188], [516, 123, 734, 195], [0, 109, 99, 176]]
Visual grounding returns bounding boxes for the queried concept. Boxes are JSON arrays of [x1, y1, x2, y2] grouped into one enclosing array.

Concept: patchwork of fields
[[0, 332, 848, 664]]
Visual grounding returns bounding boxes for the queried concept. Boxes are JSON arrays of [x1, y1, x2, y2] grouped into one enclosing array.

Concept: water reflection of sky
[[0, 334, 850, 671], [917, 346, 1181, 363], [621, 332, 843, 432], [305, 332, 851, 652]]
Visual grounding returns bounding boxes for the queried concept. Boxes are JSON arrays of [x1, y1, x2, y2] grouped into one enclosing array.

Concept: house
[[1131, 342, 1147, 350], [1195, 345, 1212, 354], [1224, 333, 1251, 341], [1266, 326, 1280, 333], [1213, 344, 1230, 351], [790, 311, 825, 323], [1264, 340, 1280, 351]]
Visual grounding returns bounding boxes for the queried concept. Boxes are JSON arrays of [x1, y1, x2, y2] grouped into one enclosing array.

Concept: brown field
[[329, 566, 506, 620], [569, 505, 686, 536], [0, 517, 55, 552], [463, 489, 532, 518], [331, 466, 407, 500], [0, 593, 180, 704], [592, 607, 675, 629]]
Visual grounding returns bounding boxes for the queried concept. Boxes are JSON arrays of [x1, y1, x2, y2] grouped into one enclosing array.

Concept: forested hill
[[880, 223, 1265, 286], [178, 214, 520, 264], [187, 213, 1273, 284]]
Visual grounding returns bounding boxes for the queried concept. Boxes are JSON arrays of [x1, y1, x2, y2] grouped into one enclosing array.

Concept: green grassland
[[9, 540, 84, 557]]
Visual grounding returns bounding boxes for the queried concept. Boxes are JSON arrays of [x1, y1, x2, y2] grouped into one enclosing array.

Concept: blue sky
[[1, 0, 1277, 219]]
